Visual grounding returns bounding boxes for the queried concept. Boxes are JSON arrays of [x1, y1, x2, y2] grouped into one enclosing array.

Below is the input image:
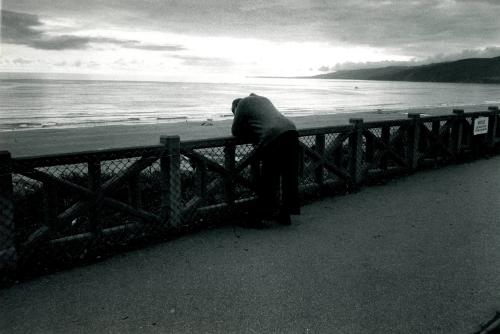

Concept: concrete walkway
[[1, 156, 500, 334]]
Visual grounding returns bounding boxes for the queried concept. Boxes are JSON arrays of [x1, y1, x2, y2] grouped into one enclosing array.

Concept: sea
[[1, 73, 499, 131]]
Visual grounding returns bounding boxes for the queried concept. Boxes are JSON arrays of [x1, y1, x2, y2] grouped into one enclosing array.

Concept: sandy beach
[[0, 104, 494, 158]]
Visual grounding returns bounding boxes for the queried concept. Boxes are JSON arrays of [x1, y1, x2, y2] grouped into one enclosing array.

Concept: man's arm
[[231, 111, 246, 137]]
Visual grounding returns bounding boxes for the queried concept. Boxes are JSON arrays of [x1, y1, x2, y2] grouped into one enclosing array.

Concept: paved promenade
[[1, 156, 500, 334]]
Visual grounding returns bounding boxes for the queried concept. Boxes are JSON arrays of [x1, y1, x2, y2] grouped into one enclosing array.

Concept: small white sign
[[473, 117, 489, 135]]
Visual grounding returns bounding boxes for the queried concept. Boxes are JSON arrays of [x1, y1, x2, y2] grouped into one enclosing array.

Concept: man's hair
[[231, 98, 242, 114]]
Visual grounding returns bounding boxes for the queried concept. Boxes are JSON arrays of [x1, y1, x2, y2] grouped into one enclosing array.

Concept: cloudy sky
[[1, 0, 500, 81]]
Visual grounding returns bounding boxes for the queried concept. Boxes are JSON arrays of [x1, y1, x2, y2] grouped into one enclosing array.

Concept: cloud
[[86, 61, 99, 68], [285, 0, 500, 57], [126, 44, 183, 51], [51, 59, 100, 68], [1, 10, 88, 49], [423, 46, 500, 63], [324, 46, 500, 71], [3, 1, 500, 62], [332, 60, 418, 71], [104, 39, 185, 51], [113, 58, 127, 66], [1, 10, 42, 40], [12, 57, 33, 64], [172, 55, 234, 67], [1, 9, 185, 51], [8, 0, 496, 57], [33, 35, 92, 50]]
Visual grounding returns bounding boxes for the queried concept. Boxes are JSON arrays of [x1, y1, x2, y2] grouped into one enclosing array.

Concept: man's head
[[231, 98, 242, 114], [232, 93, 258, 114]]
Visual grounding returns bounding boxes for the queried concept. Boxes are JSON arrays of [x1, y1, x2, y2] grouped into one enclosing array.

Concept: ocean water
[[1, 75, 499, 131]]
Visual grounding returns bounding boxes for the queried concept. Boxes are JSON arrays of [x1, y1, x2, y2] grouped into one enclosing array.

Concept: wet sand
[[0, 104, 494, 158]]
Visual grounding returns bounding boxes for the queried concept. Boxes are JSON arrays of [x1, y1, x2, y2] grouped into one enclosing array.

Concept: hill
[[313, 56, 500, 83]]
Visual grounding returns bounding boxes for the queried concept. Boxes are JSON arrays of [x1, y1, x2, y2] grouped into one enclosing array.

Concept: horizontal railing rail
[[1, 106, 499, 283]]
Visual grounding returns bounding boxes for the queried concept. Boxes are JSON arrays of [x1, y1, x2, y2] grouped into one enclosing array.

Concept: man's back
[[231, 94, 296, 147]]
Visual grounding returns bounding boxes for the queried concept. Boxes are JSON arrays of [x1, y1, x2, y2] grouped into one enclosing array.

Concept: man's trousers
[[258, 130, 300, 217]]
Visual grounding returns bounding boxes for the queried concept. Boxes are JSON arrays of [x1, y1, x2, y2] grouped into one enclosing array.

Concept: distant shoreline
[[250, 76, 500, 84], [1, 104, 495, 158], [253, 56, 500, 84], [309, 56, 500, 84]]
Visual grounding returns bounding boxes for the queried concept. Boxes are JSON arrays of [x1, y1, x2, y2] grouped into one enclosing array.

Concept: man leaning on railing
[[231, 93, 300, 226]]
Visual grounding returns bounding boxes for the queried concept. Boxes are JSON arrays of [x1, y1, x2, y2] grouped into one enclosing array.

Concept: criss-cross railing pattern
[[10, 147, 164, 261], [1, 107, 499, 281], [298, 125, 353, 195], [179, 137, 261, 225], [363, 119, 412, 179]]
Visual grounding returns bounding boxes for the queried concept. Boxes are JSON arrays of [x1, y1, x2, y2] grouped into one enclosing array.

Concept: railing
[[1, 107, 499, 282]]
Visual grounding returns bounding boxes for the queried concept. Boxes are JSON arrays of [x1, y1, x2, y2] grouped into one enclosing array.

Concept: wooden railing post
[[452, 109, 465, 157], [128, 175, 142, 209], [0, 151, 18, 280], [314, 134, 325, 187], [407, 113, 421, 171], [488, 106, 499, 150], [88, 157, 102, 240], [381, 125, 390, 170], [160, 136, 181, 229], [42, 181, 58, 231], [224, 144, 236, 205], [431, 119, 441, 161], [250, 157, 261, 185], [365, 129, 374, 165], [333, 141, 343, 168], [194, 159, 207, 199], [349, 119, 364, 188]]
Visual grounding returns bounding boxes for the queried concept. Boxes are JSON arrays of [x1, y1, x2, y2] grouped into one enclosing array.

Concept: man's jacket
[[231, 94, 296, 148]]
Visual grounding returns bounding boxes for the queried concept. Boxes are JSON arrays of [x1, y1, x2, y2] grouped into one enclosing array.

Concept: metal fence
[[1, 107, 499, 283]]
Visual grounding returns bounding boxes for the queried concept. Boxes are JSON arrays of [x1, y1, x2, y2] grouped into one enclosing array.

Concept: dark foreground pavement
[[1, 156, 500, 334]]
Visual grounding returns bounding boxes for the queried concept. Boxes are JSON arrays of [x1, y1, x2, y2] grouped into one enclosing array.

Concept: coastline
[[1, 104, 494, 158]]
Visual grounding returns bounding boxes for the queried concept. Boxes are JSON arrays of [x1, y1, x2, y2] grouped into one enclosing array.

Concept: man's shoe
[[249, 218, 267, 229], [277, 212, 291, 226]]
